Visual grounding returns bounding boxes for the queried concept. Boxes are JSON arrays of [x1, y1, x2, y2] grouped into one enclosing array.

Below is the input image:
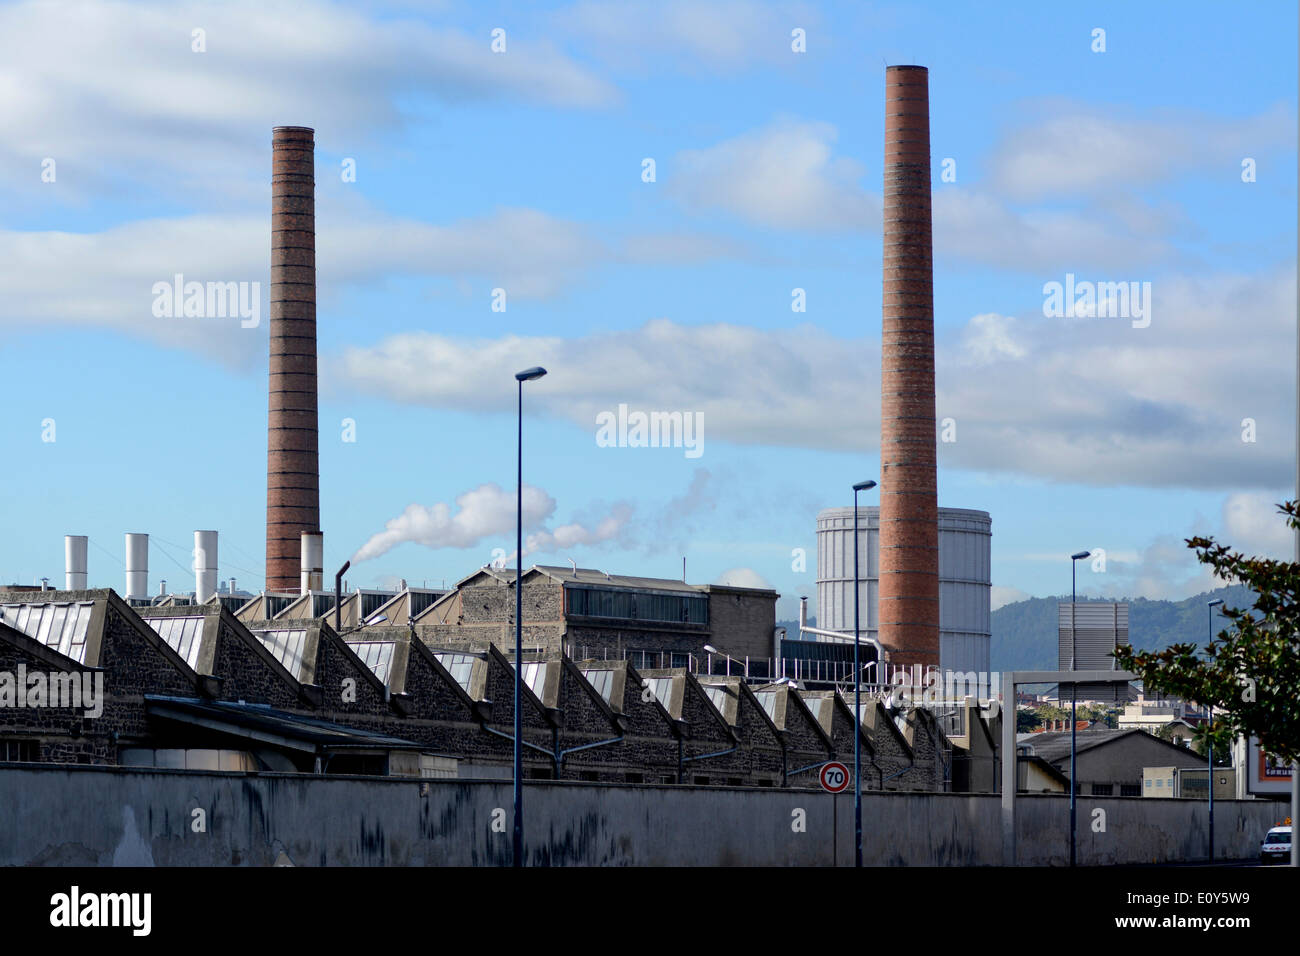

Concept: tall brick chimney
[[266, 126, 320, 592], [879, 66, 939, 672]]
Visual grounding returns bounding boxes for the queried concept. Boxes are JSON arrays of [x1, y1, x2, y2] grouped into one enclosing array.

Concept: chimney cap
[[273, 125, 315, 133]]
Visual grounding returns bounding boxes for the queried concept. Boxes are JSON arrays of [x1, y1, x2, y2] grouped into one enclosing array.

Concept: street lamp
[[1207, 598, 1224, 865], [512, 365, 547, 868], [852, 478, 877, 869], [1068, 549, 1091, 868]]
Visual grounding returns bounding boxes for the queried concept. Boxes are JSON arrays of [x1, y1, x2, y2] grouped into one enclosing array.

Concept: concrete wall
[[0, 765, 1282, 866]]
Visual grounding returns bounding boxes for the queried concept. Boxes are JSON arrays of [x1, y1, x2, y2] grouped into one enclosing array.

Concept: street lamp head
[[853, 480, 877, 492], [1070, 550, 1091, 561], [515, 366, 548, 382], [703, 644, 718, 654], [1208, 599, 1224, 607]]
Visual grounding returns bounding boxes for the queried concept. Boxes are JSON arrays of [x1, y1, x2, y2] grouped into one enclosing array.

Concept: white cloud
[[1069, 493, 1295, 602], [933, 189, 1175, 272], [351, 482, 633, 564], [0, 0, 616, 202], [663, 118, 1183, 268], [989, 102, 1296, 201], [1222, 491, 1294, 560], [990, 585, 1030, 610], [330, 266, 1294, 490], [0, 203, 748, 356], [669, 118, 877, 230], [331, 317, 874, 450], [714, 567, 771, 589], [352, 483, 553, 563], [525, 504, 634, 557]]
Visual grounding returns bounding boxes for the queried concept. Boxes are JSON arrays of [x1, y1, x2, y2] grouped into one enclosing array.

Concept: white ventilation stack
[[64, 535, 88, 591], [124, 533, 148, 601], [194, 530, 218, 603], [300, 532, 323, 594]]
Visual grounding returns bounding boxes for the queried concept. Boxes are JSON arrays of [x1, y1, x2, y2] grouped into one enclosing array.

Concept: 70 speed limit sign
[[819, 761, 850, 793]]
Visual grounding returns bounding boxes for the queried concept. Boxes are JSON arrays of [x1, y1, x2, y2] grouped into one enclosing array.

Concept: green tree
[[1115, 500, 1300, 765], [1017, 709, 1042, 733], [1189, 720, 1235, 767]]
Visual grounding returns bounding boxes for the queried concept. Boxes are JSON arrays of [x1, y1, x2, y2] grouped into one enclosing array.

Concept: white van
[[1260, 825, 1291, 865]]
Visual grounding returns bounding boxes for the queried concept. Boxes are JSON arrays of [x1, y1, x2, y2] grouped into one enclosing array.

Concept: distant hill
[[781, 586, 1258, 672], [991, 584, 1257, 671]]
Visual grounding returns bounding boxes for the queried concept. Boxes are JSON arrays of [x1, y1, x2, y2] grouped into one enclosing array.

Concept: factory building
[[814, 506, 991, 675], [329, 564, 779, 669], [0, 585, 958, 791]]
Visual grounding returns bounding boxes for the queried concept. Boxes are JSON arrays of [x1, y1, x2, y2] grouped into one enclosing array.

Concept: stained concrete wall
[[0, 765, 1282, 866]]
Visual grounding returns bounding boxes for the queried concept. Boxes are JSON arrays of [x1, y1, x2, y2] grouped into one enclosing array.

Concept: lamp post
[[852, 479, 877, 868], [512, 365, 547, 868], [1068, 549, 1090, 868], [1207, 598, 1223, 865]]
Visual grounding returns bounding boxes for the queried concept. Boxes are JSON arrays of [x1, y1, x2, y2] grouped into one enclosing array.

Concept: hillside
[[990, 584, 1257, 671], [780, 585, 1258, 673]]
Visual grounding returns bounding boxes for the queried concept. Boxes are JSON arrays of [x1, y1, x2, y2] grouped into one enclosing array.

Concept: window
[[434, 652, 477, 691], [753, 691, 778, 720], [146, 616, 205, 669], [1156, 779, 1164, 787], [693, 776, 711, 786], [347, 641, 395, 685], [1120, 784, 1141, 797], [360, 592, 390, 619], [512, 661, 547, 698], [1, 602, 95, 663], [661, 775, 675, 785], [703, 685, 731, 714], [625, 772, 644, 784], [565, 586, 708, 625], [252, 628, 309, 680], [1145, 779, 1152, 788], [1091, 784, 1113, 796], [265, 595, 295, 618], [580, 668, 614, 703], [578, 771, 599, 781], [643, 677, 675, 707], [726, 777, 743, 786], [0, 740, 39, 762]]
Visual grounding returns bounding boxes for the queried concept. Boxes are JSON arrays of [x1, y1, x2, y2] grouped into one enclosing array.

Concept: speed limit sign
[[819, 761, 850, 794]]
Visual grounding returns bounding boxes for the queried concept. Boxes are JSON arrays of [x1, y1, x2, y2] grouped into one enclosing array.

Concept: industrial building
[[1016, 729, 1208, 797], [0, 584, 960, 792], [815, 506, 992, 674]]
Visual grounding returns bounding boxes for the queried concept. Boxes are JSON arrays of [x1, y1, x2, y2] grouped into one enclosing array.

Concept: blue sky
[[0, 0, 1296, 616]]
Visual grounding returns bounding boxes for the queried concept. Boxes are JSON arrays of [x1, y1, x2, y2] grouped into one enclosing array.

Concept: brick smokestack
[[879, 66, 939, 672], [266, 126, 319, 592]]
